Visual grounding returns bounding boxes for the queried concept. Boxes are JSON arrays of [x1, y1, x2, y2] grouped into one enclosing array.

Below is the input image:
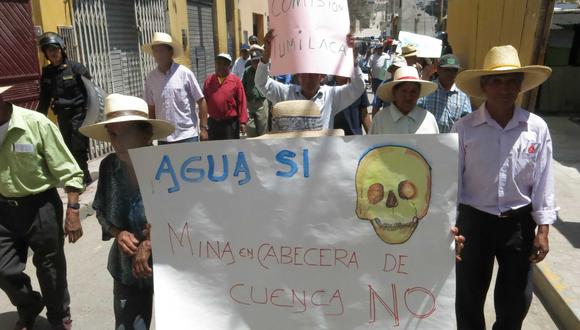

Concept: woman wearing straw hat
[[451, 45, 555, 330], [80, 94, 174, 330], [370, 66, 439, 134]]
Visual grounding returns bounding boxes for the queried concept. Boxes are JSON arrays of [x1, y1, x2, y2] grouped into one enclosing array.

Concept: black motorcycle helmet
[[38, 32, 67, 58]]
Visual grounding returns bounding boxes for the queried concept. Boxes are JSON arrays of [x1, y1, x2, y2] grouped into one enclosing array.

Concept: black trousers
[[113, 281, 153, 330], [0, 188, 70, 324], [455, 204, 536, 330], [57, 108, 91, 183], [208, 117, 240, 140]]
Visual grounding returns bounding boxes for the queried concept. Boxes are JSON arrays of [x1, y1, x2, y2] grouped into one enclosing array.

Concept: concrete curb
[[534, 261, 580, 329]]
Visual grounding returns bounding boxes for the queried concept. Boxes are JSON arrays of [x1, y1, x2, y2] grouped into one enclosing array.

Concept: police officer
[[37, 32, 93, 184]]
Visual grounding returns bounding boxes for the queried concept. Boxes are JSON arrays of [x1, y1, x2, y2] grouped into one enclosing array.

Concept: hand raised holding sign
[[262, 29, 276, 64]]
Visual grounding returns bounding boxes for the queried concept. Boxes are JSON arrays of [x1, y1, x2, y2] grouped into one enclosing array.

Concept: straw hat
[[253, 100, 344, 139], [79, 94, 175, 142], [376, 66, 437, 102], [388, 55, 407, 71], [402, 45, 418, 57], [455, 45, 552, 98], [143, 32, 181, 58]]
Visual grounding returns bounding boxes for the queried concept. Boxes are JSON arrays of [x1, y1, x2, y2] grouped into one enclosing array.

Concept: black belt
[[498, 204, 533, 219], [0, 189, 56, 207], [459, 203, 532, 220]]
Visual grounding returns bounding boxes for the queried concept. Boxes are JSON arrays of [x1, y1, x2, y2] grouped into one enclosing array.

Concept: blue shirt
[[417, 79, 472, 133], [93, 153, 152, 288], [333, 93, 370, 135]]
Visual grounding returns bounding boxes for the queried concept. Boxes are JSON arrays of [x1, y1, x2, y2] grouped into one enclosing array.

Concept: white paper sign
[[130, 134, 458, 329], [268, 0, 354, 77], [398, 31, 443, 58]]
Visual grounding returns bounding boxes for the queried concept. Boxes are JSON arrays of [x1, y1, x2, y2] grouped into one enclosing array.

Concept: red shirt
[[203, 73, 248, 124]]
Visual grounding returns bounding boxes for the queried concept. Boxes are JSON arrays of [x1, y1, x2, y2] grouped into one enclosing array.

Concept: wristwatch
[[67, 203, 81, 210], [200, 124, 209, 131]]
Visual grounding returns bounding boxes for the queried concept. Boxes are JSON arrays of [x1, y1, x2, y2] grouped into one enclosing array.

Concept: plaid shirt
[[417, 79, 472, 133]]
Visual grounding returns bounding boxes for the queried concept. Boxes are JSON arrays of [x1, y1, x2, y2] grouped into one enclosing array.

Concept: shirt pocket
[[10, 149, 42, 178], [513, 151, 536, 184]]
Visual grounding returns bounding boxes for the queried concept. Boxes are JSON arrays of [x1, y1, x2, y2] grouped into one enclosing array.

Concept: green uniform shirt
[[0, 105, 84, 198]]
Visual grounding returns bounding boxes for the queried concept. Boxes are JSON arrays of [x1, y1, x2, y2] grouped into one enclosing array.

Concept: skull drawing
[[355, 146, 432, 244]]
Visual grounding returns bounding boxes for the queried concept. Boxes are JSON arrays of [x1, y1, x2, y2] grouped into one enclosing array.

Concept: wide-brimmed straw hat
[[143, 32, 181, 58], [402, 45, 418, 57], [455, 45, 552, 98], [253, 100, 344, 139], [377, 66, 437, 102], [79, 94, 175, 142]]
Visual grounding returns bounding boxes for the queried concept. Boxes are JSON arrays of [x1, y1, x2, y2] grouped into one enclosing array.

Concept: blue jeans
[[157, 136, 199, 145]]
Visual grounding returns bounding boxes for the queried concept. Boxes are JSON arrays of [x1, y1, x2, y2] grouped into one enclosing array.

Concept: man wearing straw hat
[[143, 32, 209, 144], [0, 86, 84, 330], [80, 94, 174, 329], [370, 66, 439, 134], [452, 45, 556, 330]]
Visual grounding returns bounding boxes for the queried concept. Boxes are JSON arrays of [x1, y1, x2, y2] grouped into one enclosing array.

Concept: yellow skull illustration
[[355, 146, 432, 244]]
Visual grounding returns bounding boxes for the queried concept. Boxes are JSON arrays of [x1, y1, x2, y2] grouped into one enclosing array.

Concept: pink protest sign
[[269, 0, 354, 77]]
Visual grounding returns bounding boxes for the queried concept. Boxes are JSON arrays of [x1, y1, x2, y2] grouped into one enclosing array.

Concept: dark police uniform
[[37, 59, 92, 183]]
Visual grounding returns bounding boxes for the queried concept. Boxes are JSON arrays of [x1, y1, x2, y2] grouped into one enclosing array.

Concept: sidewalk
[[534, 115, 580, 329]]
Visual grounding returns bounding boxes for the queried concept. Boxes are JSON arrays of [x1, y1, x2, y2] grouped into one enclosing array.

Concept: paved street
[[0, 213, 558, 330], [0, 215, 116, 329]]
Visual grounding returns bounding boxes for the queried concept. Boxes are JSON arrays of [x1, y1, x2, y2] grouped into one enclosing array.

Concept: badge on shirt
[[527, 142, 541, 154], [62, 74, 74, 81], [13, 143, 34, 153]]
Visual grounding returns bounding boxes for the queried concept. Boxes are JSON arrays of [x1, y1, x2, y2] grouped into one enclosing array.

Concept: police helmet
[[39, 32, 66, 51]]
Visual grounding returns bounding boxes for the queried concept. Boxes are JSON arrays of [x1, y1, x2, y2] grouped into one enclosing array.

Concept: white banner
[[130, 134, 459, 329], [398, 31, 443, 58]]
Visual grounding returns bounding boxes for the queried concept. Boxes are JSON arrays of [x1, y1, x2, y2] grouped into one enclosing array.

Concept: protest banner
[[268, 0, 355, 77], [130, 134, 459, 329], [398, 31, 443, 58]]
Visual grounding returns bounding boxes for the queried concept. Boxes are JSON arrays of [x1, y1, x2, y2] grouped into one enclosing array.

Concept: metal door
[[187, 0, 216, 84], [0, 0, 41, 109]]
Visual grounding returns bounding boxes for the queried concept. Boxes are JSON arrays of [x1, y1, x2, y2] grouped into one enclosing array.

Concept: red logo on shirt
[[527, 143, 540, 154]]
